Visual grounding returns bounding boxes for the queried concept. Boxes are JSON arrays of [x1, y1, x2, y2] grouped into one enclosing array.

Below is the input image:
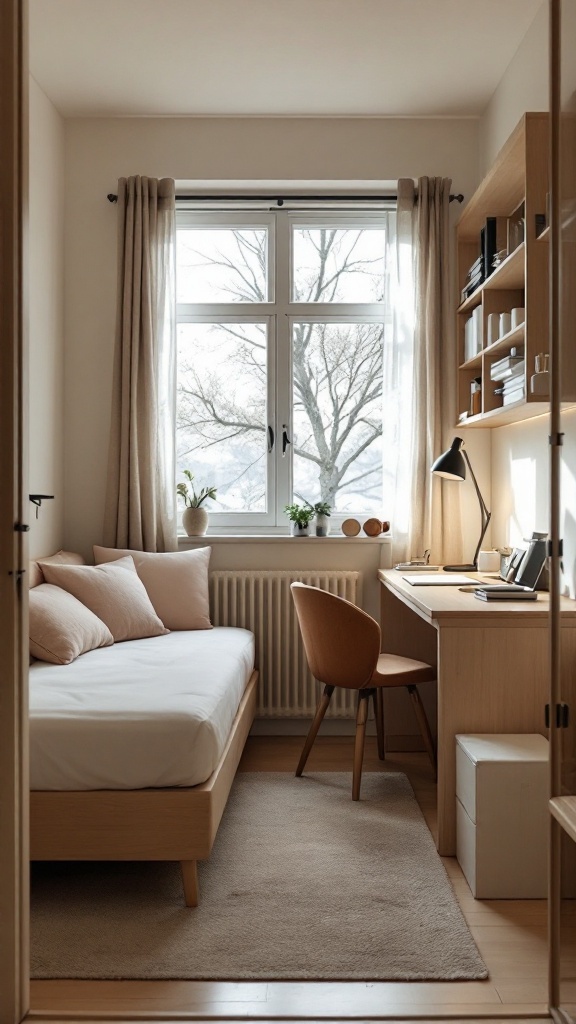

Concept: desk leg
[[436, 623, 549, 857]]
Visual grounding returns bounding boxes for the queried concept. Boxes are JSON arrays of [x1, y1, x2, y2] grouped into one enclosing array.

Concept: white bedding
[[29, 627, 255, 791]]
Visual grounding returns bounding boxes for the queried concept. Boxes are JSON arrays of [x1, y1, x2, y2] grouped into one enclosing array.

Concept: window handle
[[267, 426, 275, 453], [282, 424, 291, 457]]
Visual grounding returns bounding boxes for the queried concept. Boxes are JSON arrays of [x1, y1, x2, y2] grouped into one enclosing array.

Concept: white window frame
[[176, 208, 393, 534]]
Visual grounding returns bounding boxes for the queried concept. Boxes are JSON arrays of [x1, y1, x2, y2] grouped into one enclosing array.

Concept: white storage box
[[456, 733, 548, 899]]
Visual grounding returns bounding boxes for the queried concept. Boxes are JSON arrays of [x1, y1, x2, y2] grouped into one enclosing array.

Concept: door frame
[[0, 1, 29, 1022]]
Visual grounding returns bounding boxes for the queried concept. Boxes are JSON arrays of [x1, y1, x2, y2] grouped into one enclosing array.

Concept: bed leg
[[180, 860, 199, 907]]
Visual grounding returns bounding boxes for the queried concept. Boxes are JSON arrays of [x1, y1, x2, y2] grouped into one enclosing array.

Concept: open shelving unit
[[455, 113, 550, 429]]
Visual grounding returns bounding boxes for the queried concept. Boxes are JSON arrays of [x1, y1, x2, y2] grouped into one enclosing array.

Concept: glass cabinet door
[[550, 1, 576, 1020]]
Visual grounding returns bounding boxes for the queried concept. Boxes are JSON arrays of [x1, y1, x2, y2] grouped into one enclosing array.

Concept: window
[[176, 208, 395, 531]]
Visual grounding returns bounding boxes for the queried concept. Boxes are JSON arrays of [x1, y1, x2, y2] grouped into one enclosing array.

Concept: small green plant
[[284, 503, 315, 528], [177, 469, 217, 509], [311, 501, 331, 517]]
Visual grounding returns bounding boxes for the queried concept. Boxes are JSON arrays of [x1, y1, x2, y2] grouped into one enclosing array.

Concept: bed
[[28, 552, 258, 906]]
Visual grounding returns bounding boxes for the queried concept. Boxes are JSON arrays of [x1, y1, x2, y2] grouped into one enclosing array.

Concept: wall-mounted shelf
[[550, 796, 576, 844], [458, 399, 549, 430], [458, 244, 526, 314], [455, 113, 549, 429]]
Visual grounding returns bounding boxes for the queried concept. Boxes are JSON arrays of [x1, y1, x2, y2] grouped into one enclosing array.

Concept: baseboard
[[249, 719, 425, 751]]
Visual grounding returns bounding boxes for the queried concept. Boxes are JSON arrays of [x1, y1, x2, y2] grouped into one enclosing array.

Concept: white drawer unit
[[455, 733, 549, 898]]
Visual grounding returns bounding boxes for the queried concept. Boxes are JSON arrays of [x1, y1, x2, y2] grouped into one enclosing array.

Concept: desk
[[379, 569, 576, 856]]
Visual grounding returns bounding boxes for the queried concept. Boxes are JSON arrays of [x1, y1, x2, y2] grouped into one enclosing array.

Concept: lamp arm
[[462, 450, 491, 567]]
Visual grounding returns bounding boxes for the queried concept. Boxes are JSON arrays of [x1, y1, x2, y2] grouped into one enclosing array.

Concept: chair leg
[[407, 684, 437, 781], [296, 684, 334, 777], [373, 689, 385, 760], [352, 690, 371, 801]]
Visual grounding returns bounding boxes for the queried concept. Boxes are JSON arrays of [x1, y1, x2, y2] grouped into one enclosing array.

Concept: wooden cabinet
[[456, 113, 550, 428], [549, 3, 576, 1019]]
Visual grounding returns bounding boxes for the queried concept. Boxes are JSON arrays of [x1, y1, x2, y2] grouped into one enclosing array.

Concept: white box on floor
[[456, 733, 548, 899]]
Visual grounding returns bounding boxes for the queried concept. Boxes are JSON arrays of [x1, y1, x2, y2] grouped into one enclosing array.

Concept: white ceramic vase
[[315, 514, 330, 537], [182, 506, 209, 536], [291, 522, 310, 537]]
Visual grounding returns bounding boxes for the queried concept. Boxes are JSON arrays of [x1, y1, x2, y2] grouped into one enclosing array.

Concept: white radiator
[[210, 570, 361, 718]]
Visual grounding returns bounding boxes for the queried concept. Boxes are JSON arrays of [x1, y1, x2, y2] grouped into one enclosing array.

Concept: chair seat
[[371, 652, 435, 688]]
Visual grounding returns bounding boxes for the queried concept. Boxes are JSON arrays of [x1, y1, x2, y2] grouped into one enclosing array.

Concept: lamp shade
[[431, 437, 466, 481]]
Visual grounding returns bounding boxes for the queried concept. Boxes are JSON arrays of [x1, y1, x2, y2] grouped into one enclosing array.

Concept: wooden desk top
[[378, 568, 576, 624]]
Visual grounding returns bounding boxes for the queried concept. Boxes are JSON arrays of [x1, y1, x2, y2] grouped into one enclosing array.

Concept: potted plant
[[177, 470, 217, 536], [284, 502, 315, 537], [311, 501, 332, 537]]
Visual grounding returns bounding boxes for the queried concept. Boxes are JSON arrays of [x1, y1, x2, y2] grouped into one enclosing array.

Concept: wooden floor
[[29, 737, 551, 1021]]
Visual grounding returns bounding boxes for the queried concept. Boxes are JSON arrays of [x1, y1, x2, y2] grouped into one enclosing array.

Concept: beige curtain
[[402, 177, 463, 565], [104, 176, 177, 552], [381, 183, 417, 564]]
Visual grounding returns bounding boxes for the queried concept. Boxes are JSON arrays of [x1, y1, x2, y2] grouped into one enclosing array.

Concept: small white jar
[[499, 312, 512, 337], [487, 313, 500, 346]]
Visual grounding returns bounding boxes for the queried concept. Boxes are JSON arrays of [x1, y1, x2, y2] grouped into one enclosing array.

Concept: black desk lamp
[[431, 436, 491, 571]]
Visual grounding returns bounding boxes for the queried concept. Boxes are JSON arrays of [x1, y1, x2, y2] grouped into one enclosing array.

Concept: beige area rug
[[30, 772, 487, 981]]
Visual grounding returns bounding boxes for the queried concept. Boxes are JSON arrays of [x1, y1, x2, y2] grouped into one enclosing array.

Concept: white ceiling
[[29, 0, 543, 119]]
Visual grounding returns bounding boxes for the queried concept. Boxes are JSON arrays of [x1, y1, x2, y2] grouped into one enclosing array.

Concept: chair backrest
[[291, 582, 381, 690]]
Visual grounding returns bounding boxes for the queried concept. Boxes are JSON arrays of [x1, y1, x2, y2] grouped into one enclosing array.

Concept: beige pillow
[[29, 583, 114, 664], [29, 549, 85, 590], [93, 545, 212, 631], [39, 556, 169, 642]]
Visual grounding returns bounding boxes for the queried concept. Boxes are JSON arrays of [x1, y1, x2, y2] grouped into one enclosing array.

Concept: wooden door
[[0, 1, 30, 1022], [549, 1, 576, 1019]]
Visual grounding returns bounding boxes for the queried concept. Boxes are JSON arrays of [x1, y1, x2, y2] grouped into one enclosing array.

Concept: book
[[481, 217, 498, 280], [475, 584, 529, 592], [466, 255, 483, 277], [503, 385, 525, 406], [502, 376, 525, 393], [474, 589, 538, 601], [490, 357, 524, 382], [395, 565, 440, 571], [403, 574, 474, 586]]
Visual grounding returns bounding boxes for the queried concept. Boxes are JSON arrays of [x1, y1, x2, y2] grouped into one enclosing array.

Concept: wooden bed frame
[[30, 669, 258, 907]]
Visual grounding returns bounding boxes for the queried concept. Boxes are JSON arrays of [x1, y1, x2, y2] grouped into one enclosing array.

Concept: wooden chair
[[291, 582, 437, 800]]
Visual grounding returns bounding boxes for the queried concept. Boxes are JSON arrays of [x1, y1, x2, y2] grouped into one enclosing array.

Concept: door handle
[[267, 426, 275, 453], [282, 424, 291, 457]]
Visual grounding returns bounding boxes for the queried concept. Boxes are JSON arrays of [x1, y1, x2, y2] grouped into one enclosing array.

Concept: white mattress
[[29, 627, 255, 791]]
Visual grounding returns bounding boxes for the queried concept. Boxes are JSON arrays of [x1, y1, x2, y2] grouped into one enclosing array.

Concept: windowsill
[[179, 534, 392, 546]]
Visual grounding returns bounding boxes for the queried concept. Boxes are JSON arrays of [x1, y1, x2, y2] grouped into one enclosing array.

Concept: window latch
[[282, 424, 291, 457], [267, 426, 275, 454]]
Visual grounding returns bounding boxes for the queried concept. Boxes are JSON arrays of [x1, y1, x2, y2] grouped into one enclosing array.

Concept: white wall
[[62, 115, 481, 560], [479, 2, 548, 175], [473, 3, 550, 553], [484, 2, 576, 589], [490, 415, 550, 548], [28, 77, 65, 558]]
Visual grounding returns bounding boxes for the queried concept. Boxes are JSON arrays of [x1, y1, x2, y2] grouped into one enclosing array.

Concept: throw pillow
[[29, 583, 114, 664], [92, 545, 212, 631], [29, 549, 85, 589], [39, 556, 169, 642]]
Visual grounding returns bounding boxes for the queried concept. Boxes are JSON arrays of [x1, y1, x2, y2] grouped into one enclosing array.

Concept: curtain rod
[[106, 192, 464, 205]]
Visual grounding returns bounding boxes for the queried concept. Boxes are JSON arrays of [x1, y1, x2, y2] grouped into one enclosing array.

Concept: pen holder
[[477, 550, 500, 572]]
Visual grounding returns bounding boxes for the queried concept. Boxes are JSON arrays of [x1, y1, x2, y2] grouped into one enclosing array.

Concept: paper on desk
[[402, 574, 475, 586]]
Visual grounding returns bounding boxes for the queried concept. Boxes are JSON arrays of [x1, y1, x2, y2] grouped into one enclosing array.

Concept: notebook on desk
[[402, 574, 475, 586]]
